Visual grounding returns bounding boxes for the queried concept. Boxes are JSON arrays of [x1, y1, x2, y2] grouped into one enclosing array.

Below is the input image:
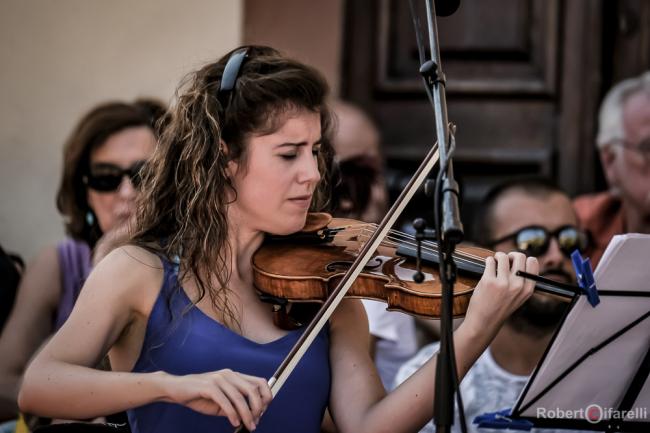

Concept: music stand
[[478, 234, 650, 432]]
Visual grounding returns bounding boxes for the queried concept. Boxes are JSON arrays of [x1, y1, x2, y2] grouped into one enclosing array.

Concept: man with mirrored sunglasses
[[574, 71, 650, 267], [488, 225, 588, 260], [395, 178, 588, 433]]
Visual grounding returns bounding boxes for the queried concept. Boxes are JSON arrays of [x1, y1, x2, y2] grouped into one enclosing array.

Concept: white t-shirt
[[394, 342, 587, 433], [362, 299, 418, 389]]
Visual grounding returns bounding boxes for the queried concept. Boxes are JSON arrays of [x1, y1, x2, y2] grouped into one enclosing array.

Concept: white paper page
[[516, 234, 650, 422]]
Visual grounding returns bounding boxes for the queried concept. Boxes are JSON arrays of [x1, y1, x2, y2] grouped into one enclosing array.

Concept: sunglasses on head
[[489, 225, 588, 258], [83, 161, 146, 192]]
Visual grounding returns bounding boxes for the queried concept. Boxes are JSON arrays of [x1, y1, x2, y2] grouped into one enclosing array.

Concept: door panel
[[342, 0, 602, 240]]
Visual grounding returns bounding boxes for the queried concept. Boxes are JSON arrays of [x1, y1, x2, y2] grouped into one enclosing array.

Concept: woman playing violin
[[18, 46, 539, 433]]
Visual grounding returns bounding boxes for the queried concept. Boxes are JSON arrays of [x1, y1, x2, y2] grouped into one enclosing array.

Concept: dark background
[[247, 0, 650, 241]]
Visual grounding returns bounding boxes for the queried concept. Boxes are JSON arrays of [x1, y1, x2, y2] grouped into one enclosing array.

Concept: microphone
[[435, 0, 460, 16]]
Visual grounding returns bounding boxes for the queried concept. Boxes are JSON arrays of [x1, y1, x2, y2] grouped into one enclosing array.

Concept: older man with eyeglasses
[[574, 71, 650, 267], [394, 177, 586, 433]]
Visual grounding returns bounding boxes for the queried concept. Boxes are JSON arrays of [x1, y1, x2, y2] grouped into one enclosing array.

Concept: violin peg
[[413, 271, 425, 284], [424, 179, 436, 197], [413, 218, 427, 232]]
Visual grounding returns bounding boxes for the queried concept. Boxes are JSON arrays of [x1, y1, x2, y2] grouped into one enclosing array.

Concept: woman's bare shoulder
[[21, 244, 62, 300], [95, 244, 162, 272], [24, 244, 60, 280], [82, 245, 165, 308], [110, 244, 164, 268]]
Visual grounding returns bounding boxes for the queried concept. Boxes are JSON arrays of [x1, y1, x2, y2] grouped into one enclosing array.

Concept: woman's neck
[[226, 211, 265, 288]]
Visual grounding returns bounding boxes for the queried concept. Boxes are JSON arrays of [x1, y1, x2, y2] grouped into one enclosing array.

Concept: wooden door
[[342, 0, 604, 240]]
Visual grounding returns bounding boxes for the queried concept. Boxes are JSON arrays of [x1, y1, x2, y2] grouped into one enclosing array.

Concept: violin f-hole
[[326, 257, 384, 272]]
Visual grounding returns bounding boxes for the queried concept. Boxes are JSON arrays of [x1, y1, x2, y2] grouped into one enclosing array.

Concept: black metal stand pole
[[419, 2, 464, 433]]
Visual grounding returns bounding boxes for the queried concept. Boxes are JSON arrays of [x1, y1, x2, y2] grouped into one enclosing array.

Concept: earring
[[86, 211, 94, 226]]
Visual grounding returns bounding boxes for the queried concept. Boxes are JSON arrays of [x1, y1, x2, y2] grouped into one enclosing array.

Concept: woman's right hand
[[164, 369, 273, 431]]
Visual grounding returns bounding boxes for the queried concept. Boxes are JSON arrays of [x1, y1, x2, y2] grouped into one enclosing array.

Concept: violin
[[252, 212, 579, 329], [233, 144, 575, 427]]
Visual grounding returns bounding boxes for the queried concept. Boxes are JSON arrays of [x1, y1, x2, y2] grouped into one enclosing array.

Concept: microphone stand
[[410, 1, 464, 433]]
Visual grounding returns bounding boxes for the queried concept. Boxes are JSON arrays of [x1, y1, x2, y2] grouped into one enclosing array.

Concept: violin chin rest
[[302, 212, 333, 232]]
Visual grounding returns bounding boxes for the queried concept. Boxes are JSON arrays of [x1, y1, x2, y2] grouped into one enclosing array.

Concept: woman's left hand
[[462, 251, 538, 339]]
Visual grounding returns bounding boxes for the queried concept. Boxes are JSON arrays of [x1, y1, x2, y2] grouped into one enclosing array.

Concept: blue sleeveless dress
[[127, 256, 331, 433]]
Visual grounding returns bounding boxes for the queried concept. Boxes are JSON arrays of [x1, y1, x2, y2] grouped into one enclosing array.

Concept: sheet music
[[515, 234, 650, 423]]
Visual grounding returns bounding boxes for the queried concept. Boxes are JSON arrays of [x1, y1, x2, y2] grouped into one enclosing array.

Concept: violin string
[[337, 224, 486, 269], [367, 223, 488, 263], [331, 224, 575, 295], [340, 225, 432, 253], [345, 223, 487, 264]]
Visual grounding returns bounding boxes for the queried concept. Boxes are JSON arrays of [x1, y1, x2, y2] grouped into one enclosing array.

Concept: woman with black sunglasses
[[0, 99, 164, 428], [18, 46, 539, 433]]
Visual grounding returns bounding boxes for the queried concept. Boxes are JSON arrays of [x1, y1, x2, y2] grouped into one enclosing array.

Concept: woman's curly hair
[[131, 46, 335, 329]]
